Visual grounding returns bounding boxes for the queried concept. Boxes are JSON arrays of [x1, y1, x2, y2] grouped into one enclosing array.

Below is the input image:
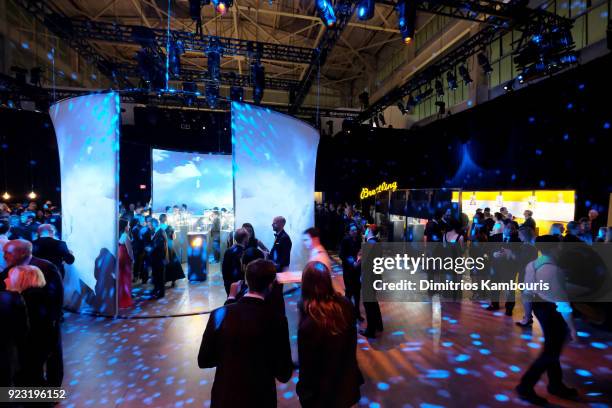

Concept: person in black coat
[[2, 240, 64, 387], [221, 228, 248, 295], [339, 224, 363, 320], [0, 290, 29, 386], [146, 218, 168, 299], [269, 216, 292, 271], [32, 224, 74, 279], [297, 261, 363, 408], [198, 259, 293, 407]]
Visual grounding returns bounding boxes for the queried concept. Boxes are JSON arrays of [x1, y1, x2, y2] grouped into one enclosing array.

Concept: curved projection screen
[[152, 149, 233, 214], [232, 102, 319, 270], [50, 92, 120, 315]]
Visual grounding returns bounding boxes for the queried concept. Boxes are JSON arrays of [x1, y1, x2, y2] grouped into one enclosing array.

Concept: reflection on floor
[[123, 264, 227, 318], [59, 276, 611, 408]]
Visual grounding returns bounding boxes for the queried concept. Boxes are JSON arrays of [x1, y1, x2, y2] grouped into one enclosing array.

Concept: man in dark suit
[[339, 224, 363, 320], [1, 239, 64, 386], [198, 259, 293, 407], [147, 218, 168, 299], [221, 228, 248, 295], [32, 224, 74, 279], [269, 216, 292, 271]]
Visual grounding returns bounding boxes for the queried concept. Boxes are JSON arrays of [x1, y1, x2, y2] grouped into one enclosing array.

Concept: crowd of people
[[1, 198, 67, 389], [201, 213, 366, 407]]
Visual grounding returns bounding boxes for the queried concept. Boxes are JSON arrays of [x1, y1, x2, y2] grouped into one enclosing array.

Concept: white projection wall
[[50, 92, 119, 315], [232, 102, 319, 270], [152, 149, 233, 213]]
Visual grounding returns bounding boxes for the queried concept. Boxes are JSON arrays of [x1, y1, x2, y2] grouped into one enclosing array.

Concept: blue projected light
[[232, 102, 319, 270], [50, 92, 120, 315], [151, 149, 233, 213]]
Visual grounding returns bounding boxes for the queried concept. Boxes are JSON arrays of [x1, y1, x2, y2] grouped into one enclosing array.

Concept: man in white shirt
[[302, 227, 332, 271]]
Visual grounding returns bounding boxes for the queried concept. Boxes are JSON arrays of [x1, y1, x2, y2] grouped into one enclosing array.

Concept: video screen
[[152, 149, 233, 214]]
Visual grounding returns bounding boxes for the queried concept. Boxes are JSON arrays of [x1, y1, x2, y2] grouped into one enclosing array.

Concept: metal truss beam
[[113, 63, 301, 90], [14, 0, 133, 88], [289, 0, 357, 114], [356, 3, 573, 122], [65, 19, 315, 65]]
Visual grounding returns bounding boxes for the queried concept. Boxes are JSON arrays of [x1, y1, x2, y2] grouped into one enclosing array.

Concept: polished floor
[[58, 272, 611, 408]]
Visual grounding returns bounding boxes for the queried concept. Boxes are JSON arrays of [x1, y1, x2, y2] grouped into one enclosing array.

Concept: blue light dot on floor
[[377, 382, 390, 391], [520, 334, 532, 340], [575, 369, 592, 377], [494, 371, 507, 378], [442, 341, 453, 347], [283, 392, 293, 399], [590, 342, 607, 349], [455, 354, 470, 362], [472, 340, 483, 346], [586, 392, 603, 396], [495, 394, 510, 402], [479, 349, 491, 355], [426, 369, 450, 379], [527, 342, 540, 349], [604, 122, 611, 129], [420, 403, 445, 408], [369, 403, 381, 408], [470, 333, 481, 339], [455, 367, 469, 375], [509, 365, 520, 373], [563, 133, 570, 140], [392, 330, 405, 336]]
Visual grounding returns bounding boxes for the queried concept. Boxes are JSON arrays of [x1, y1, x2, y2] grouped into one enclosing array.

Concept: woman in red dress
[[118, 223, 134, 308]]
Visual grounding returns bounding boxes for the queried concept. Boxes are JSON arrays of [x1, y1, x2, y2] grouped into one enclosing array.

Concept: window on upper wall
[[587, 3, 608, 44]]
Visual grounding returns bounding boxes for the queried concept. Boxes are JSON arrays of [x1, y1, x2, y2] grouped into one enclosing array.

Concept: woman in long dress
[[118, 223, 134, 308], [160, 214, 185, 287]]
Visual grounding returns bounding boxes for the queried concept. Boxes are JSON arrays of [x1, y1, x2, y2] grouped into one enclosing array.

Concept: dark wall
[[317, 53, 612, 220], [0, 108, 60, 205]]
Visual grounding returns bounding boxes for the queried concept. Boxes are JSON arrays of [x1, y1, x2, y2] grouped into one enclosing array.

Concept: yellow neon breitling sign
[[360, 181, 398, 199]]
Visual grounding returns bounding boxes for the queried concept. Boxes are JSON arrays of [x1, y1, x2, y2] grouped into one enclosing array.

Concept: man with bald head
[[270, 216, 292, 271], [1, 239, 64, 386]]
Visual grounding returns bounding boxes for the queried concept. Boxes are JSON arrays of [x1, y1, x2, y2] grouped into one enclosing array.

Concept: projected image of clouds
[[232, 102, 319, 270], [51, 92, 119, 315], [152, 149, 232, 213]]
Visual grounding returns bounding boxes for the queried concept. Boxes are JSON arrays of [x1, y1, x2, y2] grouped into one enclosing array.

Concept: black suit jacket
[[32, 237, 74, 278], [297, 296, 363, 408], [198, 296, 293, 408], [0, 291, 29, 387], [221, 244, 244, 284], [270, 230, 292, 271]]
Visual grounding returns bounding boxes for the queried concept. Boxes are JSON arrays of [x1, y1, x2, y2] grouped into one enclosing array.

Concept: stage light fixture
[[397, 100, 406, 115], [458, 64, 472, 84], [517, 74, 525, 84], [435, 79, 444, 97], [169, 41, 184, 77], [358, 91, 369, 110], [503, 79, 515, 91], [396, 0, 416, 44], [251, 62, 265, 105], [30, 67, 42, 86], [477, 53, 493, 75], [357, 0, 375, 21], [28, 191, 37, 200], [211, 0, 232, 15], [2, 192, 10, 200], [230, 86, 244, 102], [207, 49, 221, 82], [11, 66, 27, 85], [446, 71, 458, 90], [205, 84, 219, 108], [378, 113, 386, 126], [316, 0, 336, 27]]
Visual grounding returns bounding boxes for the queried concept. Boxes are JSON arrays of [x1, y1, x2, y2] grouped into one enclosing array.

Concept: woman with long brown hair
[[297, 261, 363, 408]]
